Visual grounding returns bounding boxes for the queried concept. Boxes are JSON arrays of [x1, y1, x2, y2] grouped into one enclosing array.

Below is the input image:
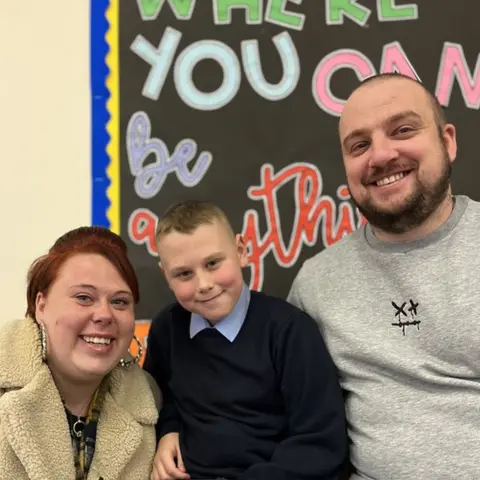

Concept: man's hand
[[151, 432, 190, 480]]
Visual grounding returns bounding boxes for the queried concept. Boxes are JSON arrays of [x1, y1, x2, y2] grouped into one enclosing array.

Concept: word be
[[127, 111, 212, 199]]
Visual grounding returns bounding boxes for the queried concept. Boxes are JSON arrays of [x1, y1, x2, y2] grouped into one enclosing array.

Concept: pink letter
[[381, 41, 420, 80], [436, 42, 480, 109], [312, 49, 375, 117]]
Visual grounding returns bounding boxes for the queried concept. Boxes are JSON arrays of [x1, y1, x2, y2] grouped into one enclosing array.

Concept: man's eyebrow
[[342, 110, 423, 149], [342, 128, 369, 150], [387, 110, 422, 125]]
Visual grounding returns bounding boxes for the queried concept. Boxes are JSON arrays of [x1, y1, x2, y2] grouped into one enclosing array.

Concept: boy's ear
[[157, 260, 175, 291], [235, 234, 248, 268], [156, 244, 173, 287], [157, 260, 168, 281]]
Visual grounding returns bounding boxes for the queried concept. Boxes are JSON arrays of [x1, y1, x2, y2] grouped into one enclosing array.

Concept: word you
[[132, 23, 479, 113], [127, 111, 212, 199], [137, 0, 418, 28], [132, 0, 420, 112], [128, 162, 366, 290]]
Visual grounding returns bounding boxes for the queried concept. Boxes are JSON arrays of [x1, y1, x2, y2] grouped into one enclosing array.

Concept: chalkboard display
[[91, 0, 480, 362]]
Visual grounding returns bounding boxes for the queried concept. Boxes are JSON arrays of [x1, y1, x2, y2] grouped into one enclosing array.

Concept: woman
[[0, 226, 160, 479]]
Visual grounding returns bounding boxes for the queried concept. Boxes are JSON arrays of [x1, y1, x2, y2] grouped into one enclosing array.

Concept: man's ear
[[235, 234, 248, 268], [443, 123, 457, 164]]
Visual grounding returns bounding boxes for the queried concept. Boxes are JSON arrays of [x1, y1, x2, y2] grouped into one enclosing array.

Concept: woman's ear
[[35, 292, 47, 324]]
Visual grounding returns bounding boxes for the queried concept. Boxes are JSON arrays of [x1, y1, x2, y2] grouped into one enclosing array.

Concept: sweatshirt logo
[[391, 299, 420, 336]]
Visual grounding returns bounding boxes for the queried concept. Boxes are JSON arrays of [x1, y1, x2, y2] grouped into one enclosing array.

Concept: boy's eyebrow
[[170, 265, 189, 275], [169, 252, 225, 274]]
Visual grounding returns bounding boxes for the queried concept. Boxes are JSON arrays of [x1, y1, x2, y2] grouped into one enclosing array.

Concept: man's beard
[[350, 147, 452, 234]]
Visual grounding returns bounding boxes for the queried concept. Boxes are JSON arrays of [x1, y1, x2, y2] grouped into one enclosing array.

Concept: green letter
[[377, 0, 418, 21], [265, 0, 305, 30], [326, 0, 371, 26], [136, 0, 196, 21], [214, 0, 261, 24]]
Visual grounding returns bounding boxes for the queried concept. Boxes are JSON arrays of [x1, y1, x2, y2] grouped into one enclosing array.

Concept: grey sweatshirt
[[288, 195, 480, 480]]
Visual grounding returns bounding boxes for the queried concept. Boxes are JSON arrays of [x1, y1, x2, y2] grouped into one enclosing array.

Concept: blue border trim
[[90, 0, 111, 227]]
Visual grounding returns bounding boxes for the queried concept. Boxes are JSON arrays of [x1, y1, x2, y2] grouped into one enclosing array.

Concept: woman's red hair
[[26, 226, 140, 319]]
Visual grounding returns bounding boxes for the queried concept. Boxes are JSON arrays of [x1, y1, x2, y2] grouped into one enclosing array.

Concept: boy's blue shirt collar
[[190, 283, 250, 342]]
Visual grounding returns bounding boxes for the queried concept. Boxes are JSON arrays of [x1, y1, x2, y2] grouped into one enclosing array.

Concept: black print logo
[[391, 299, 420, 336]]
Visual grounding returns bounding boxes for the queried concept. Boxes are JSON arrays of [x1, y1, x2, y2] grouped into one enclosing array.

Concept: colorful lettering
[[242, 163, 366, 290], [376, 0, 418, 21], [312, 49, 375, 116], [325, 0, 371, 26], [381, 41, 420, 79], [128, 208, 159, 257], [136, 0, 197, 21], [126, 111, 212, 199], [213, 0, 262, 25], [241, 32, 300, 101], [175, 40, 241, 110], [130, 27, 182, 101], [265, 0, 305, 30], [436, 42, 480, 109]]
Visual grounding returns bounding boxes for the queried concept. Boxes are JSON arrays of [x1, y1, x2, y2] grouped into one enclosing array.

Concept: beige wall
[[0, 2, 91, 320]]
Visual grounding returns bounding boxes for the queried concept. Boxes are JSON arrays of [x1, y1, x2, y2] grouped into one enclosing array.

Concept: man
[[288, 73, 480, 479]]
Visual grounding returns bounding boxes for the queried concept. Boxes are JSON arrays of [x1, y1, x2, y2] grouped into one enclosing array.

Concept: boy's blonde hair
[[155, 200, 235, 242]]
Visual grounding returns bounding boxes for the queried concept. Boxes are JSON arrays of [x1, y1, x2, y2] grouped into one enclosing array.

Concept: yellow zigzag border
[[105, 0, 120, 234]]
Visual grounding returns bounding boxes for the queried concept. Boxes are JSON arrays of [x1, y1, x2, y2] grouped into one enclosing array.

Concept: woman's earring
[[119, 336, 143, 368], [40, 324, 47, 361]]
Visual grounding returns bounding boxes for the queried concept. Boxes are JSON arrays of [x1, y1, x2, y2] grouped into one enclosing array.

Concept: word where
[[136, 0, 418, 28]]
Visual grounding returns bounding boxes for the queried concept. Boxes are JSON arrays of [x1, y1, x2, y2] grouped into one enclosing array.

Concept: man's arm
[[239, 308, 348, 480], [143, 309, 181, 441]]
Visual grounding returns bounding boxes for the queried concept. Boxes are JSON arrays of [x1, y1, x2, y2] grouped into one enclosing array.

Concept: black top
[[144, 290, 347, 480]]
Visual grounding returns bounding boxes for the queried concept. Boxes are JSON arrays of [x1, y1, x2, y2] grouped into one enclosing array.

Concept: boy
[[144, 200, 347, 480]]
